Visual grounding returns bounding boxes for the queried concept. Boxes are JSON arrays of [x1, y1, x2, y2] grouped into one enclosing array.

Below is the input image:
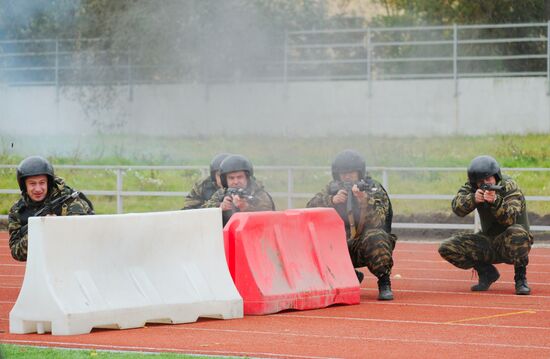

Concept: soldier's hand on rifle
[[352, 184, 366, 201], [483, 189, 496, 203], [331, 189, 347, 205], [474, 189, 485, 204], [220, 195, 234, 211], [232, 194, 249, 211]]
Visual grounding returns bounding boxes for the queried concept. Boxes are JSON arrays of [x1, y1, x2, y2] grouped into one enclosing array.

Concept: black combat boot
[[514, 265, 531, 295], [377, 274, 393, 301], [355, 270, 364, 284], [471, 263, 500, 291]]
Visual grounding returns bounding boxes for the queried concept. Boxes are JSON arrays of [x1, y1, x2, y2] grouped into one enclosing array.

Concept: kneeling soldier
[[183, 152, 231, 210], [307, 149, 397, 300], [438, 155, 533, 295]]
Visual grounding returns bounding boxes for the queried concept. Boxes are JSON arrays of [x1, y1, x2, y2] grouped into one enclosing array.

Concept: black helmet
[[209, 153, 231, 182], [467, 155, 502, 186], [331, 149, 366, 180], [16, 156, 54, 192], [219, 154, 254, 188]]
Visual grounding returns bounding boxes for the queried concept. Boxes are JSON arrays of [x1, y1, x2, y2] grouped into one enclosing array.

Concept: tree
[[1, 0, 336, 129], [365, 0, 547, 77], [371, 0, 545, 25], [62, 0, 334, 82], [0, 0, 81, 39]]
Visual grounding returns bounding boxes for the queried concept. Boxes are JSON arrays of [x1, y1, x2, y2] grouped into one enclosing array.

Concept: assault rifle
[[226, 187, 254, 201], [329, 180, 374, 238], [224, 187, 258, 207], [20, 191, 80, 237], [479, 184, 503, 191], [329, 180, 373, 212]]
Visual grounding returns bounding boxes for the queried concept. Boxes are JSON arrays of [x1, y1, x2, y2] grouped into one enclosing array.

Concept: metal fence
[[285, 22, 550, 96], [1, 22, 549, 96], [1, 164, 549, 232]]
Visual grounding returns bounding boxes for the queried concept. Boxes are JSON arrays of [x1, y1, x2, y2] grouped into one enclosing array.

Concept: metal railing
[[1, 164, 549, 232], [1, 22, 549, 96], [284, 22, 550, 96]]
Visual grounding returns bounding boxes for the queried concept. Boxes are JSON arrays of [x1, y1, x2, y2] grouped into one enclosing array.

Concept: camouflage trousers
[[348, 229, 397, 278], [438, 224, 533, 269]]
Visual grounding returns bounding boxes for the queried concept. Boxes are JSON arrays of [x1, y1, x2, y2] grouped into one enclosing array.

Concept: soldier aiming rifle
[[438, 155, 533, 295], [307, 149, 397, 301], [204, 154, 275, 226], [8, 156, 94, 262]]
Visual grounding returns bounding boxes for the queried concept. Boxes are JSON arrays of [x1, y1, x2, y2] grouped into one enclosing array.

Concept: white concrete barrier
[[9, 209, 243, 335]]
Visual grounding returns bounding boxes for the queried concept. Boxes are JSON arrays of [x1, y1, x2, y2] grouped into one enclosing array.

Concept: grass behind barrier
[[1, 134, 549, 216], [1, 134, 550, 167], [0, 344, 240, 358]]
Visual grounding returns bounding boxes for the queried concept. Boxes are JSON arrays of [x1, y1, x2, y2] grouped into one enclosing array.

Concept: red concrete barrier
[[224, 208, 360, 315]]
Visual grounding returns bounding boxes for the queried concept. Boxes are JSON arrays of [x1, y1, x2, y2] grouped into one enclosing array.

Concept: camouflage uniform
[[183, 176, 219, 210], [204, 179, 275, 225], [439, 175, 532, 269], [8, 176, 94, 262], [306, 176, 397, 279]]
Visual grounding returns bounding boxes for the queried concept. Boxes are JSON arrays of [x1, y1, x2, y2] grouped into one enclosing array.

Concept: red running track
[[1, 232, 550, 358]]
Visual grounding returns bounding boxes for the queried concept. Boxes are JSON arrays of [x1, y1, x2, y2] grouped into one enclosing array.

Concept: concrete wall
[[2, 77, 549, 137]]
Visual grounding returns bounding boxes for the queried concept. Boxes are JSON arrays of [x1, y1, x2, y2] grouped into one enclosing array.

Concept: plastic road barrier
[[224, 208, 360, 315], [10, 209, 243, 335]]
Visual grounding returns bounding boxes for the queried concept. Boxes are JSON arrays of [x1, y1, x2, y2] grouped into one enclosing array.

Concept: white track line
[[394, 267, 550, 274], [396, 259, 550, 267], [396, 259, 446, 263], [392, 276, 550, 286], [168, 326, 550, 350], [361, 287, 550, 299], [394, 249, 550, 258], [6, 328, 546, 354], [276, 313, 548, 330], [361, 300, 550, 312], [0, 340, 340, 359]]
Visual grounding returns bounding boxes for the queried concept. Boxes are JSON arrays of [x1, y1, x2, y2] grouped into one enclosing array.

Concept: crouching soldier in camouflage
[[204, 154, 275, 225], [8, 156, 94, 262], [307, 150, 397, 300], [438, 155, 533, 295], [183, 153, 231, 210]]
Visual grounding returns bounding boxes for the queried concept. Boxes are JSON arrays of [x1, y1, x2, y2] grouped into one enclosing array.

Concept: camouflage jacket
[[183, 176, 219, 210], [306, 176, 393, 239], [8, 176, 94, 262], [203, 179, 276, 225], [452, 174, 530, 236]]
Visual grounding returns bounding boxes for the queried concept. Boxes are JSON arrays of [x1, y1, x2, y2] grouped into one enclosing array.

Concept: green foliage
[[368, 0, 547, 75], [1, 0, 334, 78], [371, 0, 546, 25], [0, 0, 81, 39]]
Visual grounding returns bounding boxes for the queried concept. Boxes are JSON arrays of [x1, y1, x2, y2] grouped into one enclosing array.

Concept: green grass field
[[1, 134, 549, 217], [0, 344, 240, 358]]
